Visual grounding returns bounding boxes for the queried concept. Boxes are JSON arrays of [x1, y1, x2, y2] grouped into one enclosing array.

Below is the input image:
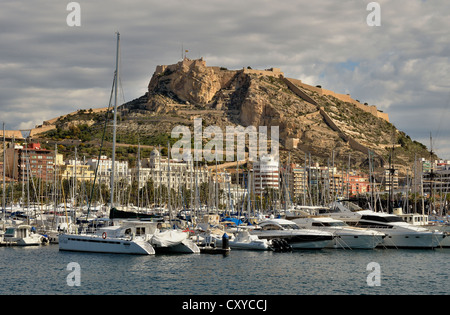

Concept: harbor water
[[0, 245, 448, 295]]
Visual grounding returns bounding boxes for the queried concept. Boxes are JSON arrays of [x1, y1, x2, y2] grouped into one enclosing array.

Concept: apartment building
[[131, 149, 209, 190], [5, 143, 56, 182], [253, 154, 279, 193]]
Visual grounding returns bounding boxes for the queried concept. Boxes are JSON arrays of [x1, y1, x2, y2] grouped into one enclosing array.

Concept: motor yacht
[[397, 212, 450, 248], [326, 201, 446, 249], [291, 216, 385, 249], [251, 218, 334, 249], [3, 225, 48, 246]]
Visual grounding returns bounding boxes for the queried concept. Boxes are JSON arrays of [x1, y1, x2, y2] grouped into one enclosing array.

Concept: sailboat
[[58, 33, 155, 255]]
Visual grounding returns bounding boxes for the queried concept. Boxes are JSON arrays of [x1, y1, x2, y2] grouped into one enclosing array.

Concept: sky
[[1, 0, 450, 159]]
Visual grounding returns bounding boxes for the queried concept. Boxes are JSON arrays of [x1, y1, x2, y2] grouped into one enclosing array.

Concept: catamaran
[[59, 220, 156, 254], [58, 33, 156, 255]]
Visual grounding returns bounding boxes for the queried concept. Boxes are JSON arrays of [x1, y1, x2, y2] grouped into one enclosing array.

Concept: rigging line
[[119, 75, 126, 105], [334, 235, 352, 251], [86, 73, 116, 221]]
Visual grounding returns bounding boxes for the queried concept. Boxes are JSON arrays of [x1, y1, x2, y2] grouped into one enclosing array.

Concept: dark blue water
[[0, 245, 448, 295]]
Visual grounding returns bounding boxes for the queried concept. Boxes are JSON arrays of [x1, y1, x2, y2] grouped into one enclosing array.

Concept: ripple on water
[[0, 246, 448, 295]]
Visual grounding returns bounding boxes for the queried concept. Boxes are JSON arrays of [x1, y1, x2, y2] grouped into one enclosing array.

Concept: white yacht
[[3, 225, 48, 246], [327, 201, 446, 249], [397, 212, 450, 248], [58, 34, 158, 255], [58, 220, 156, 255], [251, 219, 334, 249], [291, 216, 385, 249], [150, 228, 200, 254]]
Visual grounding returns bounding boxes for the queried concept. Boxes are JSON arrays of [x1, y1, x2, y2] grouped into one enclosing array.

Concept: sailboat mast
[[2, 122, 6, 217], [110, 32, 120, 209], [429, 132, 434, 215]]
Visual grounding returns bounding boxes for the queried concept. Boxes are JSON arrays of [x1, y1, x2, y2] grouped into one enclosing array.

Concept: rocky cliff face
[[36, 58, 433, 170], [147, 58, 237, 107]]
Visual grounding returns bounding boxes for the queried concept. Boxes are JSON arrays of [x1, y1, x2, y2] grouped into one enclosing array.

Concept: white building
[[131, 149, 209, 190], [86, 155, 130, 185], [253, 154, 279, 193]]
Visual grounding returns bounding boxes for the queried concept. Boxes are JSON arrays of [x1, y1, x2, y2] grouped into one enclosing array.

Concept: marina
[[1, 29, 449, 297]]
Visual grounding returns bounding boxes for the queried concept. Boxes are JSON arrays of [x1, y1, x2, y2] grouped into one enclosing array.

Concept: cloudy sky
[[1, 0, 449, 158]]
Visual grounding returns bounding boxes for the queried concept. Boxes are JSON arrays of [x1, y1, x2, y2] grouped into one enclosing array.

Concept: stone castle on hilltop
[[150, 57, 389, 122]]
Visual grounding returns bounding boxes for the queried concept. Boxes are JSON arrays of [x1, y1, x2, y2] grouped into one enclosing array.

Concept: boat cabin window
[[319, 208, 341, 214], [136, 227, 145, 235], [346, 202, 362, 211], [312, 221, 346, 227], [280, 223, 300, 230], [5, 228, 15, 237], [361, 215, 403, 223], [326, 221, 347, 227], [261, 224, 282, 231]]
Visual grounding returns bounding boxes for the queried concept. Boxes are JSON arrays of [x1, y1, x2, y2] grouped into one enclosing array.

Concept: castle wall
[[283, 76, 373, 156], [282, 78, 317, 106], [242, 67, 284, 78], [287, 79, 389, 122], [319, 108, 370, 155]]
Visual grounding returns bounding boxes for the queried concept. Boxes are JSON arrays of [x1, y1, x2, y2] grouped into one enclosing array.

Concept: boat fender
[[102, 232, 107, 239]]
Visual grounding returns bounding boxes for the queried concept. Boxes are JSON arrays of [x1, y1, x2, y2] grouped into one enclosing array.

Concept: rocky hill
[[33, 58, 434, 172]]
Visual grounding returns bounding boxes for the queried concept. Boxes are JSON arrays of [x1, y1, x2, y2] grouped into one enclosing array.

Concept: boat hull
[[425, 225, 450, 247], [16, 236, 43, 246], [58, 234, 155, 255], [328, 234, 384, 249], [152, 238, 200, 254], [253, 232, 333, 250], [381, 231, 445, 249], [289, 238, 332, 249], [214, 238, 270, 250]]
